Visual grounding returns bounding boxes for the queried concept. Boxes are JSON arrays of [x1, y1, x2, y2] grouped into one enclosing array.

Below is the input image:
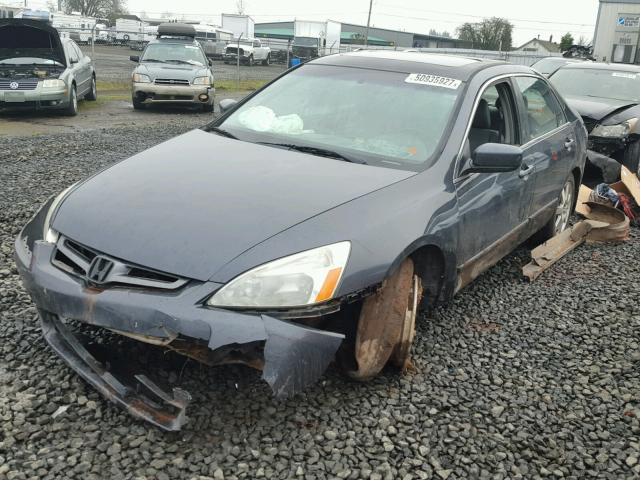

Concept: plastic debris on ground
[[523, 166, 639, 282]]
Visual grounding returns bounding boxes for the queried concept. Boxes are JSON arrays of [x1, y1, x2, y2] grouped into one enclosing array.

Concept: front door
[[454, 79, 536, 289]]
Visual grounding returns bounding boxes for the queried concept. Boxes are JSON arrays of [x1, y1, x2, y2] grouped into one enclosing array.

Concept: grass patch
[[215, 79, 266, 91], [97, 80, 130, 93]]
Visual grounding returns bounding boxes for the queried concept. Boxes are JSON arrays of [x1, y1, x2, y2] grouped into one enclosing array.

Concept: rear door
[[512, 76, 573, 227]]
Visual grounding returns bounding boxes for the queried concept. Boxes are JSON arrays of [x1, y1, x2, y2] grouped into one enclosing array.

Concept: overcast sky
[[124, 0, 600, 47]]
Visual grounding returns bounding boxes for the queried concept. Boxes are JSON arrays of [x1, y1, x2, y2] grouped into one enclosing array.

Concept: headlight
[[132, 73, 151, 83], [43, 183, 77, 243], [208, 242, 351, 308], [193, 75, 212, 85], [591, 118, 638, 138], [42, 79, 65, 89]]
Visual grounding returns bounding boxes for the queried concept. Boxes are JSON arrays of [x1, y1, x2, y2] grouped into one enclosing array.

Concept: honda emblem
[[87, 256, 114, 285]]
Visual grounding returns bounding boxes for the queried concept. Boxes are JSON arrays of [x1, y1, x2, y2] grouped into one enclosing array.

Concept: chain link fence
[[64, 25, 559, 88]]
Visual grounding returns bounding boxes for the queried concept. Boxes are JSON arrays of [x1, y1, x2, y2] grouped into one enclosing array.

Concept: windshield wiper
[[142, 58, 166, 63], [258, 142, 367, 164], [209, 127, 237, 139], [166, 59, 202, 65]]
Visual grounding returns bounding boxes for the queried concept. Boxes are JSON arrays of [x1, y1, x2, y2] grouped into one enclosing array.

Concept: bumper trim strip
[[40, 312, 191, 431]]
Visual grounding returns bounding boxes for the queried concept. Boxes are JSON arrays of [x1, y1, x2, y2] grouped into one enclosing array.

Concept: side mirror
[[130, 55, 140, 62], [463, 143, 523, 175], [219, 98, 238, 113]]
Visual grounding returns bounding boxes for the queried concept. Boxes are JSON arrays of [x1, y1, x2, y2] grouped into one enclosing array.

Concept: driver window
[[253, 41, 260, 47], [66, 44, 78, 63], [467, 82, 517, 156]]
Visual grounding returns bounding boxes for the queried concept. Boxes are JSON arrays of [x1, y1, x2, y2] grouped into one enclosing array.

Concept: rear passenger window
[[514, 77, 566, 142]]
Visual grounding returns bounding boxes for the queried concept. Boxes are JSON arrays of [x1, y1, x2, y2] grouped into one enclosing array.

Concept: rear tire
[[248, 54, 254, 66], [262, 54, 270, 66], [65, 85, 78, 116], [532, 175, 576, 244], [622, 140, 640, 175], [85, 76, 97, 101]]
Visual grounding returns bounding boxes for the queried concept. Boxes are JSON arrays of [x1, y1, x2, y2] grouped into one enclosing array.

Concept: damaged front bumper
[[14, 208, 344, 430]]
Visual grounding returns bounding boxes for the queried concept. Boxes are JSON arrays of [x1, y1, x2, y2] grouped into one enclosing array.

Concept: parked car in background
[[129, 23, 214, 112], [16, 52, 586, 430], [530, 57, 585, 77], [223, 38, 271, 65], [550, 62, 640, 174], [0, 18, 97, 116]]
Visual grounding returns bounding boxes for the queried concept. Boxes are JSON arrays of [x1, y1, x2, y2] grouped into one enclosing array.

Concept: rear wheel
[[247, 54, 254, 66], [533, 175, 576, 243], [65, 85, 78, 116], [348, 258, 422, 380], [622, 140, 640, 175], [262, 54, 270, 66]]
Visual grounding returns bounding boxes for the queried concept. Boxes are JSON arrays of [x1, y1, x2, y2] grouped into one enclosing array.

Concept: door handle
[[564, 137, 575, 150], [519, 164, 534, 178]]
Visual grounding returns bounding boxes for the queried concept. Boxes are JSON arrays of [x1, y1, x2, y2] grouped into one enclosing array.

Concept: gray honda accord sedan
[[15, 51, 587, 430]]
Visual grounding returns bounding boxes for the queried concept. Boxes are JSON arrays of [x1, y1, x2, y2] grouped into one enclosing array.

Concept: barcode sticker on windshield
[[612, 72, 637, 79], [405, 73, 462, 89]]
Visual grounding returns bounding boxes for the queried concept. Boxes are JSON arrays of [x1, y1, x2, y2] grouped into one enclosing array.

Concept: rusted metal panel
[[583, 202, 630, 243], [349, 259, 420, 380]]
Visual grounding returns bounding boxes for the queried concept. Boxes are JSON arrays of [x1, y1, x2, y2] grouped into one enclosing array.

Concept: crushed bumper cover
[[15, 221, 344, 430]]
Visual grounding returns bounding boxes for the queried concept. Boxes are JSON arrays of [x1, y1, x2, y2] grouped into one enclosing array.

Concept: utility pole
[[364, 0, 373, 47]]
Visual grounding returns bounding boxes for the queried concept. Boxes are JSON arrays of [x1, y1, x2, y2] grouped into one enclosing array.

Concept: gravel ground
[[1, 121, 639, 480]]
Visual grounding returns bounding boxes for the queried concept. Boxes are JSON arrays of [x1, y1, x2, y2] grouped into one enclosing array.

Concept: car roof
[[560, 61, 640, 72], [310, 50, 526, 81]]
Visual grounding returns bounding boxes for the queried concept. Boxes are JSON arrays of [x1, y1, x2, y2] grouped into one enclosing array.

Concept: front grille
[[52, 236, 188, 291], [0, 79, 38, 90], [225, 47, 242, 55], [154, 78, 190, 86]]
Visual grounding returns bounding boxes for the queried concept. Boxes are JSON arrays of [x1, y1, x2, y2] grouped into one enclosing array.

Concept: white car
[[223, 38, 271, 66]]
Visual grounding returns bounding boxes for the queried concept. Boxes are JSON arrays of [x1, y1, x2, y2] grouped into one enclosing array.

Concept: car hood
[[52, 130, 414, 281], [563, 94, 638, 123], [0, 19, 65, 66], [135, 62, 209, 81]]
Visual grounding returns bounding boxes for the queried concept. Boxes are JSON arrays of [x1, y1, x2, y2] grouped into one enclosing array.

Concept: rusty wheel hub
[[349, 258, 422, 380]]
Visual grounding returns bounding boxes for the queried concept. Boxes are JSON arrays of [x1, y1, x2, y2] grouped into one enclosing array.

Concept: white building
[[593, 0, 640, 63], [513, 38, 561, 55]]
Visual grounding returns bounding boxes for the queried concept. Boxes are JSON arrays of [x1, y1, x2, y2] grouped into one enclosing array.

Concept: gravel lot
[[1, 118, 639, 480]]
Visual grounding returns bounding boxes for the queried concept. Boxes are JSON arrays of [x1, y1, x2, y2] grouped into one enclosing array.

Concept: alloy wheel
[[554, 180, 574, 235]]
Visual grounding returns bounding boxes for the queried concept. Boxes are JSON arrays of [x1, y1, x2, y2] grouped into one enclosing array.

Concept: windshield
[[141, 43, 206, 65], [531, 58, 567, 74], [216, 65, 461, 171], [551, 68, 640, 102]]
